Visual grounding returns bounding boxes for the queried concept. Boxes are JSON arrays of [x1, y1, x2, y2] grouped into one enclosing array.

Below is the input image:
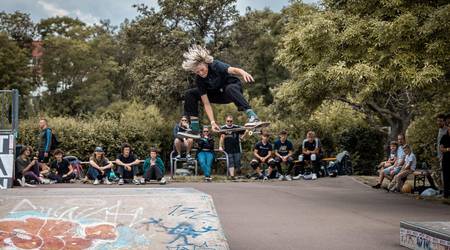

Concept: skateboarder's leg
[[223, 83, 259, 124], [184, 88, 202, 133]]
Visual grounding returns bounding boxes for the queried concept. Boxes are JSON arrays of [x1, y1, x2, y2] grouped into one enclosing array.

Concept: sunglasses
[[203, 131, 209, 133], [181, 119, 188, 122], [226, 120, 233, 123]]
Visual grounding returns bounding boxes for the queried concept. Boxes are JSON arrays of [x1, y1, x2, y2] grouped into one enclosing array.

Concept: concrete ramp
[[400, 221, 450, 250], [0, 188, 229, 250]]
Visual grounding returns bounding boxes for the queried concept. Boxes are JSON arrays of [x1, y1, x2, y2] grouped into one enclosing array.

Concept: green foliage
[[0, 11, 35, 47], [338, 126, 386, 175], [275, 0, 450, 141], [18, 102, 171, 161], [0, 33, 33, 93]]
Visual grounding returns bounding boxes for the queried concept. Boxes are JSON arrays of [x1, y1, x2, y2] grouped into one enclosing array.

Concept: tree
[[225, 8, 289, 103], [38, 17, 119, 115], [0, 32, 32, 93], [0, 11, 35, 48], [275, 0, 450, 140]]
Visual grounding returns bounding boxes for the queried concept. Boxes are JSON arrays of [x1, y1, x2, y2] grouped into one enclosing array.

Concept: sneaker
[[159, 177, 167, 185], [93, 179, 100, 185], [177, 130, 201, 139], [186, 154, 192, 161], [312, 173, 317, 180], [262, 176, 268, 181], [204, 177, 212, 182], [133, 179, 140, 185], [17, 178, 25, 187], [285, 175, 292, 181], [49, 180, 57, 184], [140, 178, 145, 184], [40, 178, 51, 184], [372, 183, 381, 189], [278, 175, 285, 181], [104, 178, 112, 185], [244, 116, 260, 127], [118, 178, 124, 185], [175, 154, 181, 159], [292, 174, 302, 180]]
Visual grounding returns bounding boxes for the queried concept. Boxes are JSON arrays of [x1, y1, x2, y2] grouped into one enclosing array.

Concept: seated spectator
[[273, 130, 295, 181], [87, 147, 113, 185], [439, 123, 450, 198], [115, 143, 141, 185], [197, 126, 215, 182], [372, 141, 399, 189], [173, 116, 194, 160], [388, 144, 416, 192], [297, 131, 321, 177], [143, 148, 166, 184], [48, 149, 75, 183], [250, 132, 275, 180], [15, 146, 50, 185]]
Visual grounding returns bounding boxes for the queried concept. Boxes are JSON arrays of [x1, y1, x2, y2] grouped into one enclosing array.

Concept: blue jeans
[[198, 151, 214, 177], [87, 166, 111, 180]]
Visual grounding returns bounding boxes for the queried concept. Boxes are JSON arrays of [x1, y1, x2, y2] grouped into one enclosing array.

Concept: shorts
[[384, 166, 401, 176], [227, 152, 242, 169]]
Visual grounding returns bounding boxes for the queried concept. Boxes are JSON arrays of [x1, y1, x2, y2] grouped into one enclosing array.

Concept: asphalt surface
[[5, 176, 450, 250]]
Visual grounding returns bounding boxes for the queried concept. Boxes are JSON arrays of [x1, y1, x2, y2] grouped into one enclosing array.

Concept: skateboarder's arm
[[200, 95, 219, 130], [228, 67, 254, 83]]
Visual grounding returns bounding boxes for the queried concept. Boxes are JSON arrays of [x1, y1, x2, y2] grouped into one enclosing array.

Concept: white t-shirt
[[396, 146, 405, 165], [404, 152, 416, 171]]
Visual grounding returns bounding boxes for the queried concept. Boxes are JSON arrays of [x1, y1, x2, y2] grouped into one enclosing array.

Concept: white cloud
[[74, 9, 99, 25], [37, 0, 69, 16]]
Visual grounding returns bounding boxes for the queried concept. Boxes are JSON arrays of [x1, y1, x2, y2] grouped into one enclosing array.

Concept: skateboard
[[216, 122, 270, 136]]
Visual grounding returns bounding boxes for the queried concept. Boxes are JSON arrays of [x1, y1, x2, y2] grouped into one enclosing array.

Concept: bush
[[18, 102, 171, 161], [338, 126, 386, 175]]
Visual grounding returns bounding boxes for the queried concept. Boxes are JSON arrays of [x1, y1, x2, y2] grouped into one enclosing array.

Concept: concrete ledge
[[400, 221, 450, 250]]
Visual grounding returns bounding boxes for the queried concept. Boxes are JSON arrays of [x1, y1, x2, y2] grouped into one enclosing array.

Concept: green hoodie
[[143, 156, 165, 175]]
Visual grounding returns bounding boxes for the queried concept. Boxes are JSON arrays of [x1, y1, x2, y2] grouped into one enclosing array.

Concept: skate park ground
[[1, 176, 450, 250]]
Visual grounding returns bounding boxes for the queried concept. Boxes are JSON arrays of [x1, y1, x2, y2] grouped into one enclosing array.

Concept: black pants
[[144, 166, 163, 181], [48, 173, 76, 183], [184, 83, 252, 117], [274, 156, 294, 175], [38, 151, 49, 163], [117, 165, 138, 179], [443, 155, 450, 198]]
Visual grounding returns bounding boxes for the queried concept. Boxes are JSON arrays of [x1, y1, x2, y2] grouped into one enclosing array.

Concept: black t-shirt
[[196, 60, 240, 95], [117, 154, 137, 164], [274, 139, 293, 157], [51, 159, 71, 175], [198, 137, 215, 151], [254, 141, 272, 157], [302, 138, 320, 152], [440, 131, 450, 161], [221, 124, 243, 154]]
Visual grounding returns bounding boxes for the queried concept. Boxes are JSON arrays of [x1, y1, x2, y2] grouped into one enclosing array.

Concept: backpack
[[50, 129, 59, 150], [64, 156, 84, 179]]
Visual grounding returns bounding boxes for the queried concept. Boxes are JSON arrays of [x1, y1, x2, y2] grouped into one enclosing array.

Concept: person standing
[[435, 114, 448, 192], [37, 118, 52, 163], [219, 115, 247, 179], [439, 126, 450, 198]]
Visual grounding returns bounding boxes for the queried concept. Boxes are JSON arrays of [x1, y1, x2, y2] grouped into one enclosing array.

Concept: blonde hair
[[182, 45, 213, 72]]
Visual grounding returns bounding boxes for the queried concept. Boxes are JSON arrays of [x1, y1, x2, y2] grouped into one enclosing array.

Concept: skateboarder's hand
[[211, 121, 220, 132], [241, 71, 254, 83]]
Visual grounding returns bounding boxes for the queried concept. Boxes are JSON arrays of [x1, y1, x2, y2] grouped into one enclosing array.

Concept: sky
[[1, 0, 318, 26]]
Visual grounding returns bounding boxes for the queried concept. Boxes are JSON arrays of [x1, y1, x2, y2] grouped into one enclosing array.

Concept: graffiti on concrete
[[168, 204, 218, 222], [0, 217, 117, 249]]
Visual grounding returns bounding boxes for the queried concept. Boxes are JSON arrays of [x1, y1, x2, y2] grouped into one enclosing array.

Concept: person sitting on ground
[[143, 148, 166, 184], [197, 126, 215, 182], [48, 149, 75, 183], [297, 131, 321, 178], [250, 132, 275, 180], [219, 115, 247, 179], [372, 141, 399, 189], [173, 116, 194, 160], [273, 130, 295, 181], [388, 144, 417, 192], [15, 146, 50, 186], [87, 146, 113, 185], [115, 143, 141, 185]]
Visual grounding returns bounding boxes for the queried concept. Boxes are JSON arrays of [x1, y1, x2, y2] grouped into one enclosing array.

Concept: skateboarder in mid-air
[[178, 45, 265, 139]]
